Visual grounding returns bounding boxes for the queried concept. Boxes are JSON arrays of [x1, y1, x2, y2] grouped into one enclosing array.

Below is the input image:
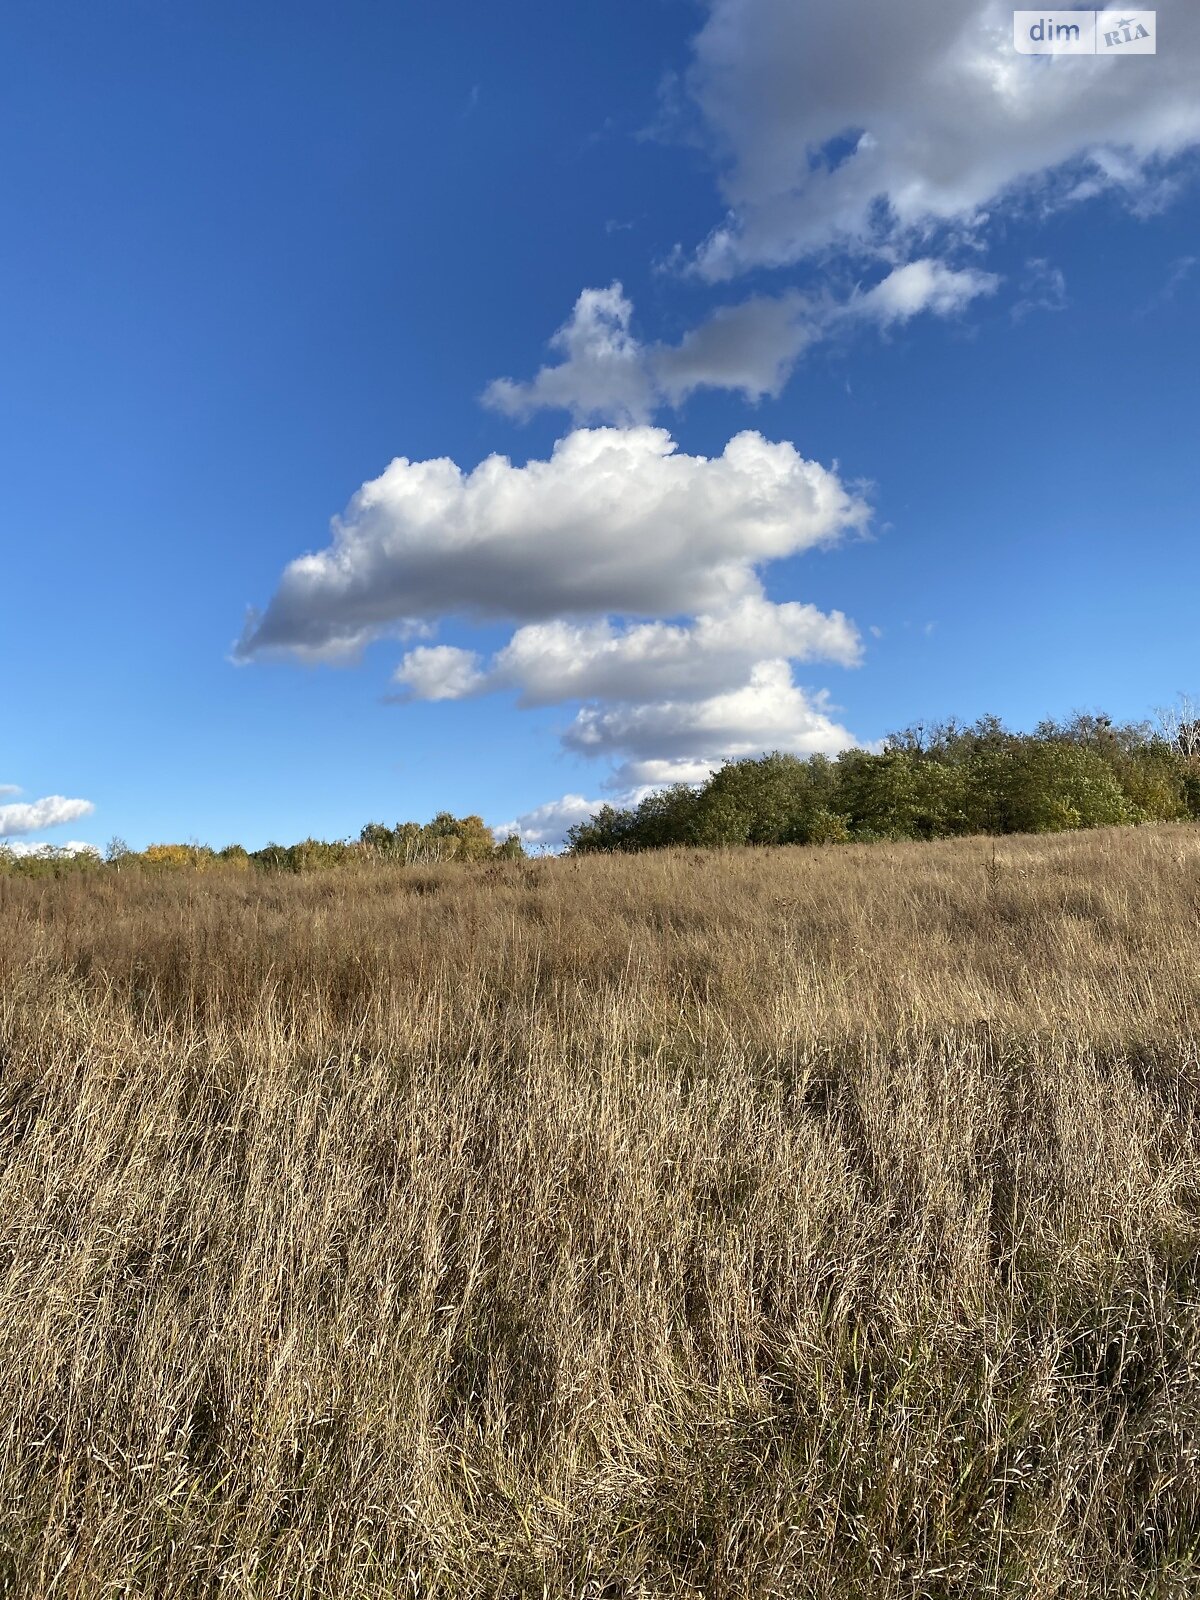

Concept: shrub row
[[0, 811, 526, 878], [567, 712, 1200, 853]]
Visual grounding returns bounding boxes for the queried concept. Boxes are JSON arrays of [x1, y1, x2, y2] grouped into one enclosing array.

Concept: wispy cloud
[[1011, 258, 1068, 323], [1138, 254, 1197, 316], [483, 263, 998, 424]]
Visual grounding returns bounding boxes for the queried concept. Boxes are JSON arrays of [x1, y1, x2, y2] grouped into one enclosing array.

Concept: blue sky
[[3, 0, 1198, 851]]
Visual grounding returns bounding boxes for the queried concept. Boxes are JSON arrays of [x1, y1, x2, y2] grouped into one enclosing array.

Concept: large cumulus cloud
[[235, 427, 869, 661], [237, 426, 870, 809]]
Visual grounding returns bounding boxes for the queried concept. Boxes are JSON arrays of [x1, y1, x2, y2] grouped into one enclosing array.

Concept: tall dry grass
[[1, 827, 1198, 1597]]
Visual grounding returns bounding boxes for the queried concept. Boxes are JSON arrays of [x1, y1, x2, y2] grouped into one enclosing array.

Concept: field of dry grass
[[1, 826, 1199, 1597]]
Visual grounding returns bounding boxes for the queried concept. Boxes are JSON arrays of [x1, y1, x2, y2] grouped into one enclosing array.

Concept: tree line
[[5, 702, 1199, 876], [566, 706, 1200, 854], [0, 812, 527, 878]]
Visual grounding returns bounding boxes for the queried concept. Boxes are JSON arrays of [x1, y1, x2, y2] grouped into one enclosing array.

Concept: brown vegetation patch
[[0, 827, 1198, 1595]]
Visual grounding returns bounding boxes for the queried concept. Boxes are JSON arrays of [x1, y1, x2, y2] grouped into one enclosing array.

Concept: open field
[[1, 827, 1199, 1597]]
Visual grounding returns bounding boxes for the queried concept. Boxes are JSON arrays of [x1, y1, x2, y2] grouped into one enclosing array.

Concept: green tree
[[836, 750, 969, 840], [693, 753, 838, 845], [566, 804, 639, 854], [976, 742, 1134, 834]]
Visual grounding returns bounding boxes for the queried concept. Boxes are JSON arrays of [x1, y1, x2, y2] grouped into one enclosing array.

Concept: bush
[[1115, 748, 1189, 822], [996, 743, 1135, 834], [803, 807, 853, 845], [694, 753, 839, 846], [565, 804, 639, 854], [359, 813, 525, 865], [140, 843, 218, 870], [837, 750, 970, 841]]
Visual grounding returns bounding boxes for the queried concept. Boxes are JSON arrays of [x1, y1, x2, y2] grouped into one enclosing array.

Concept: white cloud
[[653, 291, 817, 403], [684, 0, 1200, 278], [394, 595, 860, 706], [562, 659, 857, 787], [243, 428, 872, 794], [0, 794, 95, 838], [491, 792, 605, 849], [492, 661, 863, 846], [482, 285, 656, 424], [236, 426, 868, 660], [0, 784, 20, 798], [851, 259, 1000, 325], [484, 266, 997, 423], [390, 600, 864, 801], [610, 758, 722, 791], [393, 644, 486, 700], [483, 283, 813, 422], [495, 596, 863, 697]]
